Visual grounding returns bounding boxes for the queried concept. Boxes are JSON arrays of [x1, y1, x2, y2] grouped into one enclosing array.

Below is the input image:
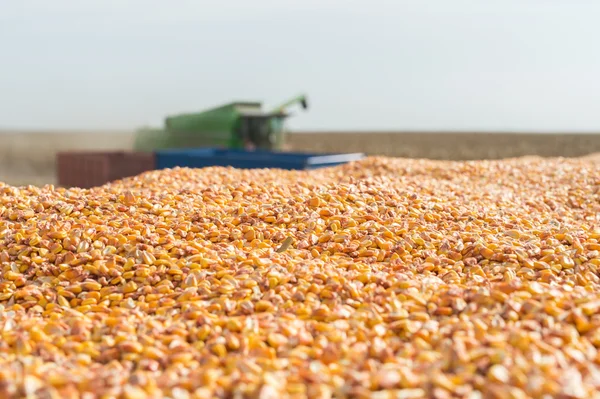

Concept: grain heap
[[0, 156, 600, 398]]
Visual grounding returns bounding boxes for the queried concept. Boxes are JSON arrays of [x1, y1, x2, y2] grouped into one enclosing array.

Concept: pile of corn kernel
[[1, 156, 600, 399]]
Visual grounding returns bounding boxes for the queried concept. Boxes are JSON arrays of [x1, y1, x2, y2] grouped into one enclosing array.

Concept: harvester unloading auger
[[134, 94, 308, 152]]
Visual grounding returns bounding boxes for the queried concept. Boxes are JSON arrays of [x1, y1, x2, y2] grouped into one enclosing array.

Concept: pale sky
[[1, 0, 600, 132]]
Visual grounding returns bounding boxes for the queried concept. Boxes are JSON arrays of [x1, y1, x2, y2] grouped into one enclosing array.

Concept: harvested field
[[2, 130, 600, 186], [287, 132, 600, 160], [0, 156, 599, 397]]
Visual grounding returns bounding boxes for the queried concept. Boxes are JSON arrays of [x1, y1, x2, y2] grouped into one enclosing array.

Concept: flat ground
[[1, 130, 600, 186]]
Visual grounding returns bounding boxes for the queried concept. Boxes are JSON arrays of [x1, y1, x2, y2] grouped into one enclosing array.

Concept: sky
[[1, 0, 600, 132]]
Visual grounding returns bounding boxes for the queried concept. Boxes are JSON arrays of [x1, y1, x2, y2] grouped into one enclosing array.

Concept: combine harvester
[[133, 94, 309, 152]]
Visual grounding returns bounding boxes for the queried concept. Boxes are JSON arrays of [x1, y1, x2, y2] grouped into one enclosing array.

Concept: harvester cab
[[238, 94, 309, 150], [236, 108, 288, 151]]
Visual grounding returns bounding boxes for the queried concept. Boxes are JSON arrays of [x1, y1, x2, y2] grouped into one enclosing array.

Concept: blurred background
[[2, 0, 600, 186]]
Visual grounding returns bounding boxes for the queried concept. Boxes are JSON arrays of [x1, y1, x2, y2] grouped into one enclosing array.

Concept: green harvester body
[[134, 94, 307, 152]]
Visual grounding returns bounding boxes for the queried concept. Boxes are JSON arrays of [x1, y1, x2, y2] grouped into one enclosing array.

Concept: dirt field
[[1, 130, 599, 186], [0, 131, 132, 187], [287, 131, 600, 160]]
